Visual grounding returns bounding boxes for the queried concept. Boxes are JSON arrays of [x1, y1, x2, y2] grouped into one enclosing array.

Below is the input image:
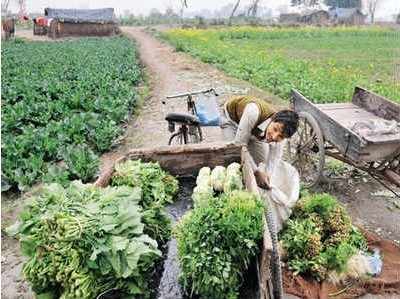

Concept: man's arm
[[234, 103, 260, 144]]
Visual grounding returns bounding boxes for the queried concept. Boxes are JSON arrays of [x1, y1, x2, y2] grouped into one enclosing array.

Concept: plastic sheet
[[195, 95, 220, 126]]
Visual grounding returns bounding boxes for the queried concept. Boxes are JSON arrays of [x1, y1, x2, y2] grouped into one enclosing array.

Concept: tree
[[1, 0, 10, 15], [179, 0, 188, 19], [324, 0, 361, 8], [364, 0, 379, 23], [247, 0, 261, 17], [229, 0, 241, 25], [291, 0, 320, 6]]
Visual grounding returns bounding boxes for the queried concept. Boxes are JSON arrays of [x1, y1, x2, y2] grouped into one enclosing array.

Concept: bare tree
[[179, 0, 188, 20], [229, 0, 241, 25], [292, 0, 320, 6], [365, 0, 379, 23], [247, 0, 261, 17], [1, 0, 10, 15]]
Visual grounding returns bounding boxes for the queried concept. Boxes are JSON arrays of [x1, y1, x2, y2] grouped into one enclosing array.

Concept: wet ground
[[157, 178, 195, 299]]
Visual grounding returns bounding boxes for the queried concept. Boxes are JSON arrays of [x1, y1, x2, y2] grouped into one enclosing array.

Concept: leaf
[[110, 236, 129, 253], [5, 221, 21, 237]]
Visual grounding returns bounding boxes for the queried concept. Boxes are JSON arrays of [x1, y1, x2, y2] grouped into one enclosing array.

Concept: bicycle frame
[[163, 88, 218, 145], [164, 88, 218, 116]]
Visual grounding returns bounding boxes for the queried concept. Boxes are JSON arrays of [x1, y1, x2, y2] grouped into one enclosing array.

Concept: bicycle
[[163, 88, 219, 145]]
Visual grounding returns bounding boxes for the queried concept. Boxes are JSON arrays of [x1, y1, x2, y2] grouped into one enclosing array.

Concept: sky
[[7, 0, 400, 20]]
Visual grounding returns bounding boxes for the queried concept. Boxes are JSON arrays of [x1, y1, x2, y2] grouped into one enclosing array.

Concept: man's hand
[[254, 169, 270, 190]]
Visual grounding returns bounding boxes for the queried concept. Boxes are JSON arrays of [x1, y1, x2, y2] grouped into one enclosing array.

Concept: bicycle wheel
[[168, 126, 189, 145], [188, 125, 203, 144], [168, 131, 184, 145]]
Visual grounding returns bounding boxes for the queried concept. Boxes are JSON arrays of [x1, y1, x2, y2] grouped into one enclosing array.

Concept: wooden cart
[[95, 142, 278, 299], [289, 87, 400, 192]]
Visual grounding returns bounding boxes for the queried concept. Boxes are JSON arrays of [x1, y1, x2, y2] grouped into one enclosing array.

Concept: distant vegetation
[[163, 26, 400, 103]]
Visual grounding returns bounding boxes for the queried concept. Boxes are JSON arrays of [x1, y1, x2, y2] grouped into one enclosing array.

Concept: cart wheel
[[285, 111, 325, 188]]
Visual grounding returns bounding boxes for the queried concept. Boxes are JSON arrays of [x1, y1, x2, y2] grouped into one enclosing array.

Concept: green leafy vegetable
[[176, 191, 265, 299], [9, 182, 161, 299], [280, 192, 368, 281], [63, 145, 99, 183], [111, 159, 179, 208], [211, 166, 226, 192], [110, 159, 179, 244], [223, 163, 243, 193]]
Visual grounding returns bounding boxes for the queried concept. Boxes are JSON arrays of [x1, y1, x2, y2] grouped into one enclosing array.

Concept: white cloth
[[220, 102, 300, 231], [349, 119, 400, 138]]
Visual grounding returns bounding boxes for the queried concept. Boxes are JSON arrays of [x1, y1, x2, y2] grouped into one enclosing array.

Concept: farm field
[[1, 37, 141, 190], [163, 26, 400, 103], [2, 25, 399, 299]]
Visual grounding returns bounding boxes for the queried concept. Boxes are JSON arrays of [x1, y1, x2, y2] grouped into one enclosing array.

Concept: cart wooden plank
[[241, 147, 273, 299], [316, 103, 381, 122], [352, 86, 400, 122], [316, 103, 400, 144], [291, 89, 364, 162], [95, 142, 243, 187]]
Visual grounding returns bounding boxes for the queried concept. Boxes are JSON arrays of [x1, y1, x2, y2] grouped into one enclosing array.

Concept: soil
[[2, 27, 399, 299]]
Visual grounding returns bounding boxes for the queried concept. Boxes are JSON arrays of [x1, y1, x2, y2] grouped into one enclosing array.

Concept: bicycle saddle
[[165, 113, 200, 125]]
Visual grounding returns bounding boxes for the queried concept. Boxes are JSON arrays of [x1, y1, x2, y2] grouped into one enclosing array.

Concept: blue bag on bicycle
[[195, 95, 220, 126]]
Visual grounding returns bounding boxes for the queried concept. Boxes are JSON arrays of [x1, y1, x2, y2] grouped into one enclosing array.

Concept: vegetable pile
[[176, 191, 264, 299], [192, 163, 243, 207], [176, 163, 264, 299], [279, 192, 368, 281], [8, 160, 179, 299], [8, 182, 160, 299], [110, 160, 179, 244], [1, 37, 141, 190]]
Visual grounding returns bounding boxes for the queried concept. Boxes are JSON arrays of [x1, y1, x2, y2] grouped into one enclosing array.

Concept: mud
[[157, 178, 195, 299]]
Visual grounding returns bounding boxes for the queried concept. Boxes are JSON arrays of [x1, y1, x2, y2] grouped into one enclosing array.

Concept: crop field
[[1, 37, 141, 190], [163, 26, 400, 103]]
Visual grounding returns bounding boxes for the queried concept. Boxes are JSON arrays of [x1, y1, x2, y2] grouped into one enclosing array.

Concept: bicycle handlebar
[[165, 88, 218, 99]]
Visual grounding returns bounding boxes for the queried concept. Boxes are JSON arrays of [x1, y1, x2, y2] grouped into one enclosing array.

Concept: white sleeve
[[265, 142, 283, 175], [234, 103, 260, 145]]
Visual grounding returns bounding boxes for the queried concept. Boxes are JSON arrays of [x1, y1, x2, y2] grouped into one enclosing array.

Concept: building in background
[[328, 7, 366, 25], [44, 8, 120, 39]]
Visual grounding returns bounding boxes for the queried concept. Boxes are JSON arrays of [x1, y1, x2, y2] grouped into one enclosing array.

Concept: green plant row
[[162, 26, 400, 103], [1, 37, 142, 190]]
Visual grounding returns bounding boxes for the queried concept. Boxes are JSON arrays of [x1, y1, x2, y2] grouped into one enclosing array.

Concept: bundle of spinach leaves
[[175, 191, 265, 299], [7, 182, 162, 299], [279, 193, 368, 281], [110, 159, 179, 244]]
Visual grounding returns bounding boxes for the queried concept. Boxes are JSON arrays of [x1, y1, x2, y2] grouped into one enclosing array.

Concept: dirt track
[[2, 27, 399, 299]]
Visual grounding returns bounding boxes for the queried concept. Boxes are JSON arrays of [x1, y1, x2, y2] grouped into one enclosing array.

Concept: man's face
[[265, 121, 285, 143]]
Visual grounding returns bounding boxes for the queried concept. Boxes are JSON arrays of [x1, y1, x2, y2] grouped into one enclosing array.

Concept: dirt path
[[2, 27, 399, 299]]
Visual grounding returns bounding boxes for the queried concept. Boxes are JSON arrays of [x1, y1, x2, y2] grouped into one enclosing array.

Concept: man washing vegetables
[[220, 95, 300, 230]]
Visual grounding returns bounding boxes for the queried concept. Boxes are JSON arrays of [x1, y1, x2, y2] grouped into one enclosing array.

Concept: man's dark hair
[[271, 110, 299, 138]]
